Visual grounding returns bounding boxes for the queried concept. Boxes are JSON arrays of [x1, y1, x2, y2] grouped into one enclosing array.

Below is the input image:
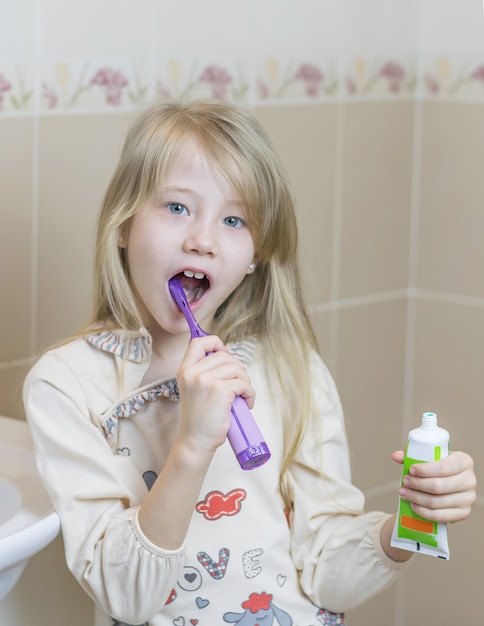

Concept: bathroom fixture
[[0, 415, 60, 601]]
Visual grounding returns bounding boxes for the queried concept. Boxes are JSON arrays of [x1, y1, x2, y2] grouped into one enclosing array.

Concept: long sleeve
[[23, 349, 185, 623], [286, 353, 410, 613]]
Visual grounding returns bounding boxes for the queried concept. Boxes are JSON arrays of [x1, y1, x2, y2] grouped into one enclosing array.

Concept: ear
[[271, 604, 292, 626]]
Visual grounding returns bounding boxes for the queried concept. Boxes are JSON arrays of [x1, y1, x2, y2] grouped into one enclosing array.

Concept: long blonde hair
[[92, 97, 318, 504]]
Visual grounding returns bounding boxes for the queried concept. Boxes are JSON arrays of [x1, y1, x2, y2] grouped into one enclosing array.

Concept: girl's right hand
[[175, 335, 256, 456]]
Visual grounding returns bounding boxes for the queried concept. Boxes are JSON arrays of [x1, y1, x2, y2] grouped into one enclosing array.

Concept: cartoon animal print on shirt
[[195, 489, 246, 520], [111, 620, 148, 626], [197, 548, 230, 579], [223, 591, 292, 625], [242, 548, 263, 579]]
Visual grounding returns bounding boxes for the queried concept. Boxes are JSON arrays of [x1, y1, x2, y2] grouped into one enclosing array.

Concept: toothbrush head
[[168, 277, 188, 311], [168, 277, 208, 339]]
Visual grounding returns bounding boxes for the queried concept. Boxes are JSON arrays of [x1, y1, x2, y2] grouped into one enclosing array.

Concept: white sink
[[0, 415, 60, 601]]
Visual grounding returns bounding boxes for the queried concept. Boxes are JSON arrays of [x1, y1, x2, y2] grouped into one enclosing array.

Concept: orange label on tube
[[401, 514, 435, 534]]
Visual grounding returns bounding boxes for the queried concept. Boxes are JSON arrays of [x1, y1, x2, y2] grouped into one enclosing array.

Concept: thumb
[[391, 448, 405, 465]]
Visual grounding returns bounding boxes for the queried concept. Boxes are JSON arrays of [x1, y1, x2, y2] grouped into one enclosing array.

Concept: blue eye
[[224, 216, 245, 228], [166, 202, 188, 215]]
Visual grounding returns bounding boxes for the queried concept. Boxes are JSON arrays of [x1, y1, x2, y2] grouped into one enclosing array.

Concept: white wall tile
[[40, 0, 155, 58], [0, 0, 36, 59]]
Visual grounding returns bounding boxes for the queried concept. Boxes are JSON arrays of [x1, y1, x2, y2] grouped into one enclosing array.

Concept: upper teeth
[[183, 270, 205, 280]]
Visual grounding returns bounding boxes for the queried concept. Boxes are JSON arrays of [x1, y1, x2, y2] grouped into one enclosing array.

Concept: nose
[[182, 222, 218, 256]]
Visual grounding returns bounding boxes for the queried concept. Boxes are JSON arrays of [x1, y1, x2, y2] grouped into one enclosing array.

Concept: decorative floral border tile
[[345, 57, 416, 98], [155, 58, 251, 102], [0, 63, 34, 113], [3, 55, 484, 115], [256, 58, 340, 101], [39, 60, 152, 111], [422, 57, 484, 98]]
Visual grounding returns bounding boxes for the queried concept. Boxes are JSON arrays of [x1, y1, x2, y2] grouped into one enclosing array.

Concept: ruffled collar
[[85, 326, 256, 369], [85, 327, 152, 363], [85, 327, 258, 442]]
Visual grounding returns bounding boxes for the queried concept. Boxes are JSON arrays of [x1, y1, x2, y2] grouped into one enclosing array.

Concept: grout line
[[401, 92, 424, 438], [309, 289, 409, 314], [410, 288, 484, 307], [0, 358, 32, 371], [29, 0, 42, 356], [309, 287, 484, 317], [328, 102, 345, 366]]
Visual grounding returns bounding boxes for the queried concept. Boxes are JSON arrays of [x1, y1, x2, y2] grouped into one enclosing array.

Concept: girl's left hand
[[391, 449, 477, 523]]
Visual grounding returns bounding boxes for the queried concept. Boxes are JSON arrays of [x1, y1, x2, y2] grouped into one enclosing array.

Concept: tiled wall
[[1, 1, 483, 624]]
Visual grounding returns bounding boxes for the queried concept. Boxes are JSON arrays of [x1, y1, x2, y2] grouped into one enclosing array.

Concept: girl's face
[[121, 140, 255, 344]]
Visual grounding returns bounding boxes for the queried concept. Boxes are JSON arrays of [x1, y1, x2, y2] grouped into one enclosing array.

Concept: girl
[[24, 98, 476, 626]]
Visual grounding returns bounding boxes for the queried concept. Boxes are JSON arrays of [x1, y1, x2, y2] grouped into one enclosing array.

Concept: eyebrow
[[161, 186, 244, 207]]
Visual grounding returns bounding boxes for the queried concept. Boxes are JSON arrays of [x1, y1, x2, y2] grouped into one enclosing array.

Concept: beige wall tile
[[36, 112, 132, 351], [0, 117, 33, 361], [333, 299, 407, 490], [0, 363, 29, 420], [412, 299, 484, 492], [418, 102, 484, 297], [310, 309, 334, 365], [256, 104, 337, 305], [339, 101, 413, 298]]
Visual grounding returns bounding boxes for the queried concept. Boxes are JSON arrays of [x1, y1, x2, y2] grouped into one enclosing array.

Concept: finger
[[391, 450, 405, 465], [182, 335, 228, 365], [409, 451, 474, 479], [406, 494, 475, 524]]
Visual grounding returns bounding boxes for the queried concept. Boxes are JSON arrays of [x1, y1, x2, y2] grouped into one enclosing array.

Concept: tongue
[[177, 274, 207, 305]]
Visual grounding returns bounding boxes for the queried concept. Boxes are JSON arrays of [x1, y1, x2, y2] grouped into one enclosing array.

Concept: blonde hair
[[92, 97, 318, 505]]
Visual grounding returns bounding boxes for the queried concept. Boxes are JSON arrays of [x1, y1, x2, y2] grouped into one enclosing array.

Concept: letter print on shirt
[[242, 548, 263, 579], [197, 548, 230, 580]]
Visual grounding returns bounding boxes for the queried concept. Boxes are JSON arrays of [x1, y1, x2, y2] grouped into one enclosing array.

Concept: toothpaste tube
[[391, 412, 450, 559]]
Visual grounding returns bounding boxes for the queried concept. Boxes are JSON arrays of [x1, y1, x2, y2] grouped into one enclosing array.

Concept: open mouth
[[171, 270, 210, 305]]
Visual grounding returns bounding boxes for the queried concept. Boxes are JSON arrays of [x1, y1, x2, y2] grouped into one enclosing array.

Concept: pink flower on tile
[[0, 73, 12, 111], [294, 63, 324, 97], [198, 65, 232, 99], [380, 61, 405, 93], [346, 76, 357, 95], [471, 65, 484, 82], [90, 67, 129, 106], [257, 77, 270, 99], [425, 74, 440, 94], [42, 83, 59, 109]]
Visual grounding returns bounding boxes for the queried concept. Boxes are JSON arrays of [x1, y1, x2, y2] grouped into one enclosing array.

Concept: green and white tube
[[391, 412, 450, 559]]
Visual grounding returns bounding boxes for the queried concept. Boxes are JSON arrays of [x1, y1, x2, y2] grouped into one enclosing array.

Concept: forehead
[[162, 139, 242, 198]]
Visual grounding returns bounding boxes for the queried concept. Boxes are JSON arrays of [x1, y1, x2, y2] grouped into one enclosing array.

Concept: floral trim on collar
[[102, 380, 179, 439], [85, 328, 151, 363]]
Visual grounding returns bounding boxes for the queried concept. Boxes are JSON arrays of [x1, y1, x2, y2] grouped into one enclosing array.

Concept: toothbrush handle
[[202, 346, 271, 469], [227, 396, 271, 470]]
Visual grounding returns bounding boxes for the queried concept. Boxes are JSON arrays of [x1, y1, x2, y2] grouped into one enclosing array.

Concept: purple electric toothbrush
[[169, 278, 271, 470]]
